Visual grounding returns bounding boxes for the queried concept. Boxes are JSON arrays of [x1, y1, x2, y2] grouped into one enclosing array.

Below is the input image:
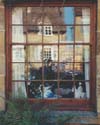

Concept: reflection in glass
[[12, 82, 27, 98], [74, 63, 90, 81], [43, 26, 58, 43], [83, 26, 90, 43], [74, 64, 84, 80], [28, 63, 42, 80], [44, 7, 64, 25], [12, 46, 25, 62], [82, 8, 90, 24], [59, 64, 74, 80], [75, 8, 90, 24], [12, 63, 25, 80], [12, 26, 26, 43], [75, 45, 90, 62], [28, 82, 43, 98], [43, 60, 57, 80], [27, 26, 42, 43], [63, 7, 74, 25], [75, 81, 88, 99], [12, 7, 27, 24], [27, 46, 42, 62], [27, 7, 43, 25], [59, 45, 73, 62], [75, 26, 90, 43], [59, 82, 74, 98], [44, 82, 58, 98], [75, 45, 83, 62], [43, 46, 58, 61], [84, 63, 90, 81], [59, 26, 74, 43]]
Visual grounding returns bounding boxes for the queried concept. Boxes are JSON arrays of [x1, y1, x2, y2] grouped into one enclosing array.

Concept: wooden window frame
[[5, 0, 97, 111]]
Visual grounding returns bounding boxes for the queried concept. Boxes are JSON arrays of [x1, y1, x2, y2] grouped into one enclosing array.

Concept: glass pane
[[12, 63, 25, 80], [59, 82, 74, 98], [12, 82, 27, 98], [62, 7, 74, 25], [75, 81, 89, 99], [59, 63, 74, 80], [59, 26, 74, 43], [59, 45, 73, 62], [27, 26, 42, 43], [27, 46, 42, 62], [84, 63, 90, 80], [75, 45, 90, 62], [27, 7, 43, 25], [28, 63, 42, 80], [44, 82, 58, 98], [12, 26, 26, 43], [44, 7, 64, 25], [43, 26, 58, 43], [12, 7, 27, 24], [82, 8, 90, 24], [12, 46, 25, 62], [27, 82, 43, 98], [75, 26, 90, 43], [43, 61, 58, 80], [43, 46, 58, 61], [74, 64, 84, 80], [75, 7, 90, 24], [74, 63, 90, 81]]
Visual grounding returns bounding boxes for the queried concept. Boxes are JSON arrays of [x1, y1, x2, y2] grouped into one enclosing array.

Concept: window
[[38, 26, 53, 36], [6, 1, 96, 110], [43, 26, 52, 36]]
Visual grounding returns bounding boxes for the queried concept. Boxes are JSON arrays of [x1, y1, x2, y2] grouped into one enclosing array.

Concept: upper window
[[6, 2, 96, 110]]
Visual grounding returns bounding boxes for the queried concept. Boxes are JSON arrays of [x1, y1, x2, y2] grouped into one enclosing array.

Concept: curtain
[[12, 8, 27, 98], [82, 8, 90, 98]]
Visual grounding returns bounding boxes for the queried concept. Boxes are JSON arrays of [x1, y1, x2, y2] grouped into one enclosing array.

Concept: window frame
[[5, 1, 97, 111]]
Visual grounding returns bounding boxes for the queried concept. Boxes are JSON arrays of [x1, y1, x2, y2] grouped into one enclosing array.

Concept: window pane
[[12, 7, 27, 24], [27, 26, 42, 43], [28, 63, 42, 80], [59, 26, 74, 43], [59, 82, 74, 98], [12, 63, 25, 80], [59, 63, 74, 80], [12, 82, 27, 98], [12, 26, 26, 43], [75, 45, 90, 62], [74, 63, 90, 81], [27, 46, 42, 62], [27, 7, 43, 25], [12, 46, 25, 62], [44, 82, 58, 98], [75, 81, 89, 99], [75, 7, 90, 24], [43, 46, 58, 61], [75, 26, 90, 43], [59, 45, 73, 62], [43, 61, 57, 80], [27, 82, 43, 98], [44, 7, 64, 25], [62, 7, 74, 25], [43, 26, 58, 43]]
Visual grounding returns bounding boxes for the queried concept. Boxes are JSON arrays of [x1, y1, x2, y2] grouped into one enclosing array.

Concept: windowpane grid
[[11, 6, 91, 99]]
